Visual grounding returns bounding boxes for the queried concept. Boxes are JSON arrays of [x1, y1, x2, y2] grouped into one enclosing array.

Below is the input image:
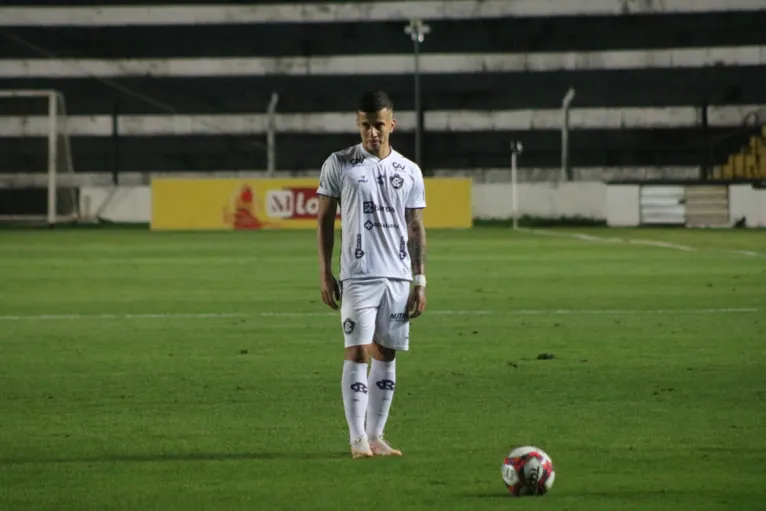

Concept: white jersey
[[317, 143, 426, 282]]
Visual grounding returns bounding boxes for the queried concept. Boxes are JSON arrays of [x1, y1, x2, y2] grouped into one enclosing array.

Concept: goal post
[[0, 89, 79, 225]]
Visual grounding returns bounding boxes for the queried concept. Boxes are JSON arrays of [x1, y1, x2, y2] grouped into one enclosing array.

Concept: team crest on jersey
[[390, 174, 404, 189], [343, 318, 356, 334]]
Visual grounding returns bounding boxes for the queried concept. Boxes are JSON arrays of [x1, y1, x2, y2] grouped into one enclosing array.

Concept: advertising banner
[[151, 177, 471, 230]]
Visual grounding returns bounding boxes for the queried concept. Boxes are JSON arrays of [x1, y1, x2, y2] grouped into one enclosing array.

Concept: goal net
[[0, 90, 79, 225]]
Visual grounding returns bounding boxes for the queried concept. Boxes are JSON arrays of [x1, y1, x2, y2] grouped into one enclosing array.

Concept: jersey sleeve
[[316, 154, 341, 198], [406, 166, 427, 209]]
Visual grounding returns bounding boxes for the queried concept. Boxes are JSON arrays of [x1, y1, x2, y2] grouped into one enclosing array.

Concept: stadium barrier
[[150, 177, 472, 230], [605, 180, 766, 227], [77, 180, 766, 228]]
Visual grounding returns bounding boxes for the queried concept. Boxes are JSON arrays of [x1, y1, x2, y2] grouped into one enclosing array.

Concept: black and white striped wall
[[1, 0, 765, 177]]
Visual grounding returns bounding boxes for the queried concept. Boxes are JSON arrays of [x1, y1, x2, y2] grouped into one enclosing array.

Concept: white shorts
[[340, 278, 411, 351]]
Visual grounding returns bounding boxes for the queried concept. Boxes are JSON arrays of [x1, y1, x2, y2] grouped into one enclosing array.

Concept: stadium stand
[[713, 125, 766, 180], [0, 0, 765, 181]]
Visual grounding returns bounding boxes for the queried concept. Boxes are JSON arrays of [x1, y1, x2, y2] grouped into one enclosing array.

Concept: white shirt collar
[[358, 143, 396, 162]]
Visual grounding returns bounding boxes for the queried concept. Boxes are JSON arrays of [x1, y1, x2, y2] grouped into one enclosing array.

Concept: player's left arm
[[406, 206, 427, 318], [405, 166, 427, 317], [406, 207, 426, 277]]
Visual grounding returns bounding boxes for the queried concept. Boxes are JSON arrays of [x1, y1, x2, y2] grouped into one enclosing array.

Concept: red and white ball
[[501, 446, 555, 496]]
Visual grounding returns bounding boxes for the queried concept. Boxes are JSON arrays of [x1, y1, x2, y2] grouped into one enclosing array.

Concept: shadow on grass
[[0, 451, 347, 465], [461, 489, 721, 500], [459, 491, 510, 499]]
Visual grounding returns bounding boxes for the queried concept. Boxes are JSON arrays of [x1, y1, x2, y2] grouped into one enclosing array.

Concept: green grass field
[[0, 227, 764, 511]]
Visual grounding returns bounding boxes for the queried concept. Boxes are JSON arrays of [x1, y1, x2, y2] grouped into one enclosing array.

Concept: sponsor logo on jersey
[[363, 201, 395, 214], [389, 313, 408, 322], [364, 220, 399, 231]]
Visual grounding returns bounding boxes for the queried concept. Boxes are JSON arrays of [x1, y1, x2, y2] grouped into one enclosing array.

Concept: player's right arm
[[316, 155, 342, 310], [317, 195, 340, 309]]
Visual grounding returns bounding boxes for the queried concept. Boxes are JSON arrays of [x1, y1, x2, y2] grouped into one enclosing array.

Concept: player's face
[[356, 109, 396, 154]]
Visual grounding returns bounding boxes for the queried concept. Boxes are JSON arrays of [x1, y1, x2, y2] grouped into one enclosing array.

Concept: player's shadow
[[461, 491, 572, 500], [0, 451, 347, 465], [460, 492, 510, 499], [463, 489, 708, 500]]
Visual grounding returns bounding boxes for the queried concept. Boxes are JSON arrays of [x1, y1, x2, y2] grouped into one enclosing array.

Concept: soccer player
[[316, 90, 427, 459]]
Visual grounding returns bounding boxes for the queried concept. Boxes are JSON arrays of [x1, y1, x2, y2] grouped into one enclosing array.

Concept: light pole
[[561, 87, 576, 181], [510, 140, 523, 230], [405, 18, 430, 168]]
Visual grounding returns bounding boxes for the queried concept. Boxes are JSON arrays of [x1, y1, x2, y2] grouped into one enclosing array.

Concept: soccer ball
[[501, 446, 555, 496]]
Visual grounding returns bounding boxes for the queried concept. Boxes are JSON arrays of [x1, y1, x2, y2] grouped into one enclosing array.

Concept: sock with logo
[[342, 360, 369, 443], [366, 358, 396, 440]]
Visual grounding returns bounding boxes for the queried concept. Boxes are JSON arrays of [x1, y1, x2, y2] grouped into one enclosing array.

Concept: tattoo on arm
[[406, 208, 426, 275]]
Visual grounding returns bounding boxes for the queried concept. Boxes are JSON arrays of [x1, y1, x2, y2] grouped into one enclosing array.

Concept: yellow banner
[[151, 177, 472, 230]]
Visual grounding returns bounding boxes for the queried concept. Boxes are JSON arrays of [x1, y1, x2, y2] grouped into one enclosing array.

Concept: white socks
[[342, 361, 369, 443], [366, 358, 396, 440], [342, 358, 398, 444]]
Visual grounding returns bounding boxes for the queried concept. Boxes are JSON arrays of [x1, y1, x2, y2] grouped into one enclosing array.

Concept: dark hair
[[358, 90, 394, 113]]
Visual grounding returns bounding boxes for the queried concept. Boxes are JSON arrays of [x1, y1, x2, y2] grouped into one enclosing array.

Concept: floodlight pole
[[561, 87, 576, 181], [405, 19, 430, 168], [510, 140, 524, 230], [266, 92, 279, 177]]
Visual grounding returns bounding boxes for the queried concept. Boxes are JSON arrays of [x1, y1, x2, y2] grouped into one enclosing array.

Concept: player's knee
[[371, 341, 396, 362], [345, 345, 370, 364]]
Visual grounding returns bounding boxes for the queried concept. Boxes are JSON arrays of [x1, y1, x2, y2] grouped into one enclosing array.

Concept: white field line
[[625, 239, 698, 252], [733, 250, 766, 258], [520, 228, 766, 256], [518, 228, 699, 252], [0, 308, 758, 321]]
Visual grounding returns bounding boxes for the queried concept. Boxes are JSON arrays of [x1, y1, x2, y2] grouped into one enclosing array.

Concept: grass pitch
[[0, 227, 764, 511]]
